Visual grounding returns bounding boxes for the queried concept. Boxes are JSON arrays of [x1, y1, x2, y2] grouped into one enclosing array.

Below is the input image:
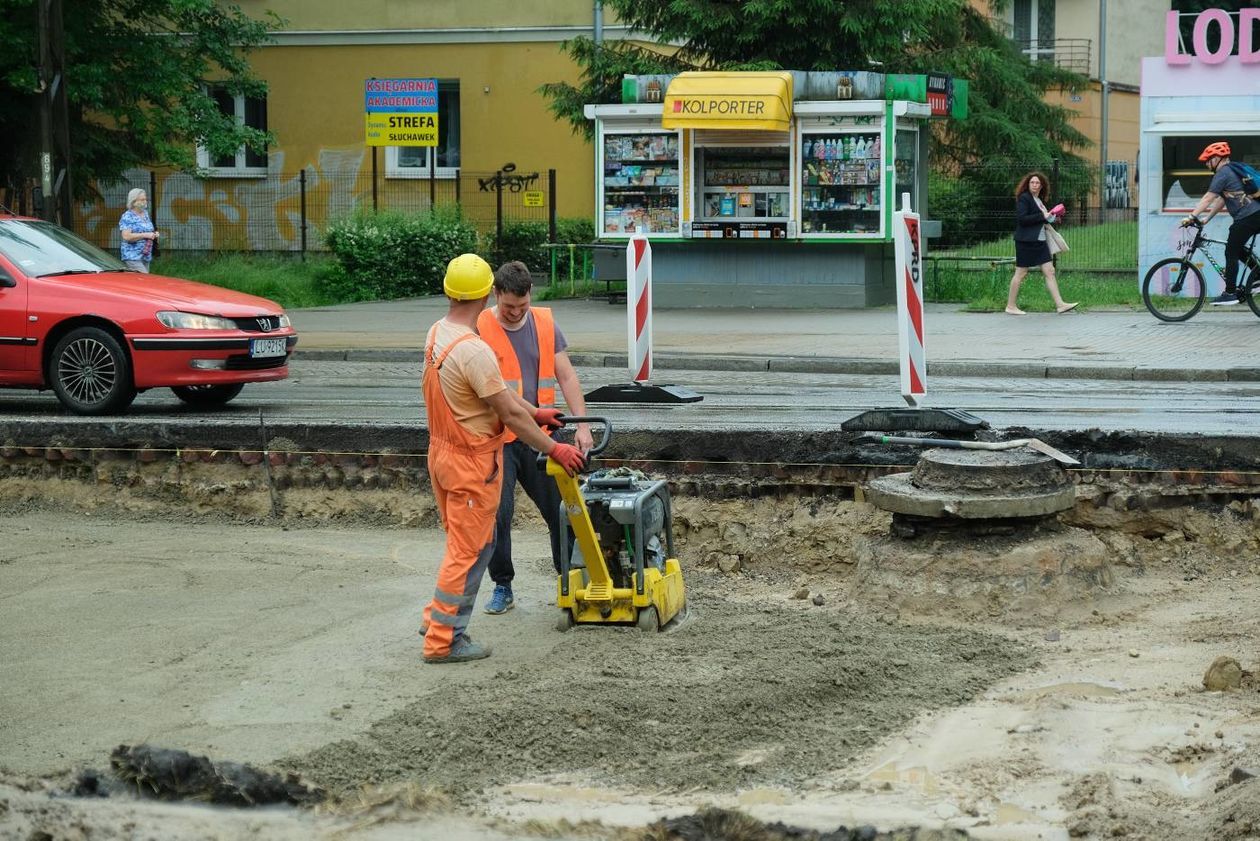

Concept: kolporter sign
[[365, 77, 439, 147], [661, 71, 793, 132], [671, 97, 769, 116]]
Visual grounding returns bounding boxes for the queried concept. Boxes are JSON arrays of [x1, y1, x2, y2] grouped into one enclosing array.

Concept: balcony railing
[[1016, 38, 1092, 75]]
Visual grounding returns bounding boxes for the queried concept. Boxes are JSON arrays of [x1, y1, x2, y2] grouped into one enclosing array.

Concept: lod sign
[[1165, 8, 1260, 65]]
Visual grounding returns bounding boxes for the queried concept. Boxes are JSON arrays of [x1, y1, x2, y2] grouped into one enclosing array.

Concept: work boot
[[423, 634, 490, 664], [484, 584, 514, 615]]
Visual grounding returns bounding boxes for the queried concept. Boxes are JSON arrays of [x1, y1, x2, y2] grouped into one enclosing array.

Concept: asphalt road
[[2, 358, 1258, 435]]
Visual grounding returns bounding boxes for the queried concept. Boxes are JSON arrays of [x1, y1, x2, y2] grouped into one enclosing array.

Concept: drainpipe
[[594, 0, 603, 46], [1098, 0, 1109, 209]]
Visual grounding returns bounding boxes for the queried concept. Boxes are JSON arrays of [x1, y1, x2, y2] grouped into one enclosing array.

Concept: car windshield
[[0, 219, 127, 277]]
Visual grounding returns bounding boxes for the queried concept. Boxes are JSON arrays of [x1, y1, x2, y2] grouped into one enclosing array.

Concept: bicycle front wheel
[[1143, 258, 1205, 322]]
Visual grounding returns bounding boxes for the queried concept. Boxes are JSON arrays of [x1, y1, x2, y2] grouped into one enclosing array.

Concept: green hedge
[[321, 208, 479, 301], [487, 220, 549, 270], [485, 217, 596, 278]]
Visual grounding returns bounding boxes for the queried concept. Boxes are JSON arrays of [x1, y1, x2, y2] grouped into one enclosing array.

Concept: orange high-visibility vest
[[477, 306, 557, 443]]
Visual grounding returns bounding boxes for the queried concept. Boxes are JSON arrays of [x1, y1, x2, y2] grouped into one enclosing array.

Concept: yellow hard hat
[[443, 253, 493, 300]]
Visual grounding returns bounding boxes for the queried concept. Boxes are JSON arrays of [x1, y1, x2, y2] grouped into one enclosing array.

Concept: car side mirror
[[0, 269, 15, 288]]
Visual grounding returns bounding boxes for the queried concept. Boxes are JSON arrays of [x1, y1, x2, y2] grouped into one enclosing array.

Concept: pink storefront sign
[[1164, 8, 1260, 66]]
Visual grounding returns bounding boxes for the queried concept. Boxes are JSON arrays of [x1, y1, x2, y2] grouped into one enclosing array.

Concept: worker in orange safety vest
[[476, 260, 595, 616], [420, 253, 586, 664]]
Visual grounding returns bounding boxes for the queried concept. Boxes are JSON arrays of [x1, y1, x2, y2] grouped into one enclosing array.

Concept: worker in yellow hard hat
[[419, 253, 587, 664]]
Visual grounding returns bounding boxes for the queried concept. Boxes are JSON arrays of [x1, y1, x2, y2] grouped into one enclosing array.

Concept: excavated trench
[[4, 418, 1260, 839]]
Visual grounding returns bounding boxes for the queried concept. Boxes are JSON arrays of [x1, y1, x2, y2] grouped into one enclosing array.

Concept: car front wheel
[[49, 326, 137, 415], [171, 383, 245, 407]]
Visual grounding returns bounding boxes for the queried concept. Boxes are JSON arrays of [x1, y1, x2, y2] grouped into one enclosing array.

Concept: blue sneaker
[[484, 584, 514, 615]]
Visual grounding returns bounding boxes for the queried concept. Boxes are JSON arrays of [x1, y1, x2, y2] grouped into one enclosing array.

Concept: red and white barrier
[[626, 236, 653, 382], [893, 192, 926, 407]]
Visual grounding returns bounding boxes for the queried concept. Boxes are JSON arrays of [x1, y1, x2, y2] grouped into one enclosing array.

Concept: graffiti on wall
[[477, 162, 540, 193], [76, 148, 368, 252], [1104, 160, 1131, 209]]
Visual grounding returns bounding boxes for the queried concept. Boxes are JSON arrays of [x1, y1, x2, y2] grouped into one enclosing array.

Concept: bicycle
[[1142, 219, 1260, 322]]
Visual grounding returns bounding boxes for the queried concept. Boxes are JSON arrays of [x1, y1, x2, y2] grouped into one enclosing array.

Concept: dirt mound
[[673, 497, 889, 579], [292, 571, 1033, 798], [642, 808, 970, 840]]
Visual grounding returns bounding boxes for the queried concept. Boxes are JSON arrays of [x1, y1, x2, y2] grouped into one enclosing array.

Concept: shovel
[[861, 434, 1080, 466]]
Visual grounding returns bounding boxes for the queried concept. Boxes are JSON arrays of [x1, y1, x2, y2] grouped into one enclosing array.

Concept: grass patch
[[908, 216, 1143, 312], [940, 219, 1138, 271], [150, 253, 346, 309], [928, 264, 1144, 312]]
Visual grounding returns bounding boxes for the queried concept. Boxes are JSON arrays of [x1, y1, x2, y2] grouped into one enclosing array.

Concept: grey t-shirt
[[501, 309, 567, 406], [1208, 164, 1260, 221]]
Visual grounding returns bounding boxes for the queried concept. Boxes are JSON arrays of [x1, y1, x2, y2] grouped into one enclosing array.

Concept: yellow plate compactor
[[543, 416, 687, 632]]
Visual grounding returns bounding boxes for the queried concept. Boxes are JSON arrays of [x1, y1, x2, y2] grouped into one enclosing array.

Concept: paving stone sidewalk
[[290, 298, 1260, 382]]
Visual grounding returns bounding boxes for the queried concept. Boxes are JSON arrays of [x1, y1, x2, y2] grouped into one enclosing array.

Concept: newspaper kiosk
[[585, 70, 965, 307]]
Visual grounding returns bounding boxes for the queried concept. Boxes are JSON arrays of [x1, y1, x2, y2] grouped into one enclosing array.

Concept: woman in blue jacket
[[1006, 172, 1077, 315]]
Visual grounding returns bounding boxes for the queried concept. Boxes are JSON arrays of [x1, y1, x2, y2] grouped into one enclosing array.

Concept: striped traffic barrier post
[[627, 235, 653, 382], [893, 192, 926, 407], [582, 235, 701, 404], [840, 193, 985, 435]]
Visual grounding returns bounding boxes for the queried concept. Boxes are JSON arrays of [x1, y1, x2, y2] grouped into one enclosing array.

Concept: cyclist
[[1181, 141, 1260, 306]]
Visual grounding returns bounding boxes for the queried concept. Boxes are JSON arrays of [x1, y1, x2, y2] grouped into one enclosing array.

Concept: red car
[[0, 215, 297, 414]]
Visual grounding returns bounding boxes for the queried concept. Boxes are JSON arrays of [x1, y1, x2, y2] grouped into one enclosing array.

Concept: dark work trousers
[[1224, 212, 1260, 291], [489, 438, 566, 587]]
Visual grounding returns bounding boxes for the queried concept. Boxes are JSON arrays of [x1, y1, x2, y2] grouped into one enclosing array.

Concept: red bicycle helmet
[[1198, 141, 1231, 162]]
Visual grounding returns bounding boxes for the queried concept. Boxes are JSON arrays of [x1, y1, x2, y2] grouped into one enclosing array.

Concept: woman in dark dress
[[1005, 171, 1077, 315]]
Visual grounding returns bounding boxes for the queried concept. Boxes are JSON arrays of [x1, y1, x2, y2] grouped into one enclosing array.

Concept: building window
[[197, 88, 268, 176], [386, 83, 460, 178], [1013, 0, 1056, 63]]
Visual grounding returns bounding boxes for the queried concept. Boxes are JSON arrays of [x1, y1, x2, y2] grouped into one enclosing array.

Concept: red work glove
[[534, 407, 565, 431], [548, 443, 587, 476]]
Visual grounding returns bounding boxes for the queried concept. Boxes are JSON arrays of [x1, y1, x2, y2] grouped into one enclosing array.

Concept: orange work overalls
[[420, 327, 506, 659]]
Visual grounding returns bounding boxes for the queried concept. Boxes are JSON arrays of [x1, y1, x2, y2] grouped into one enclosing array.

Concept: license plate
[[250, 337, 287, 358]]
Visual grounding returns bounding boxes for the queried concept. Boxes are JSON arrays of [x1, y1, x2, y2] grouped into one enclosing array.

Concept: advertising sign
[[365, 78, 439, 147], [689, 221, 788, 240], [364, 78, 439, 112], [365, 113, 439, 147]]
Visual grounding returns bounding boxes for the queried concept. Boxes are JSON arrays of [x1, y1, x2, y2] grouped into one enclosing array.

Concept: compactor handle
[[536, 415, 612, 471], [557, 415, 611, 456]]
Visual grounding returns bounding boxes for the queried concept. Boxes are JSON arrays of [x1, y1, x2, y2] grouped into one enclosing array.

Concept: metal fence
[[68, 166, 557, 256], [930, 158, 1139, 273]]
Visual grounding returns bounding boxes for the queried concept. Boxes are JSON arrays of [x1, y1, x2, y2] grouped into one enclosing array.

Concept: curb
[[292, 348, 1248, 384]]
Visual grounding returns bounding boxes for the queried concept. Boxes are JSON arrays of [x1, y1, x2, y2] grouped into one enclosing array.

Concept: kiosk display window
[[894, 129, 917, 211], [800, 132, 882, 234], [1160, 135, 1260, 213], [602, 132, 680, 235], [698, 147, 790, 218]]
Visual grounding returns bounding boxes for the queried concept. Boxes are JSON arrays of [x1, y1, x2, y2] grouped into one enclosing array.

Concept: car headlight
[[157, 311, 237, 330], [277, 314, 291, 329]]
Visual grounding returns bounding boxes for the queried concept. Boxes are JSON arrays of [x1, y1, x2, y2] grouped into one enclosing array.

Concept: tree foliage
[[0, 0, 278, 196], [542, 0, 1093, 196]]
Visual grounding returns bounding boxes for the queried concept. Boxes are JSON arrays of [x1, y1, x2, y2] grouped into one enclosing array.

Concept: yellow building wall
[[232, 0, 615, 30], [1048, 84, 1140, 197], [72, 37, 600, 253], [256, 41, 593, 217]]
